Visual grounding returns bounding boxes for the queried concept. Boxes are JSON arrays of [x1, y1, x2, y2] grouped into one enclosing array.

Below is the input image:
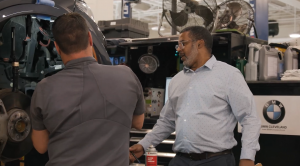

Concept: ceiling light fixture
[[290, 33, 300, 38]]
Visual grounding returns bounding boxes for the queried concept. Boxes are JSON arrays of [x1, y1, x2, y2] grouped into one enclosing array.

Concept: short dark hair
[[180, 26, 213, 53], [52, 13, 89, 55]]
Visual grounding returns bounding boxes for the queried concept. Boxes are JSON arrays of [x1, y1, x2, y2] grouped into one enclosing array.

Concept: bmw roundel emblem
[[263, 100, 285, 124]]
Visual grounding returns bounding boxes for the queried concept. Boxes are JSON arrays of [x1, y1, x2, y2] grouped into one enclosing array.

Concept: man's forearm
[[32, 129, 49, 154], [138, 116, 175, 150], [239, 159, 254, 166], [240, 115, 261, 160], [132, 114, 144, 130]]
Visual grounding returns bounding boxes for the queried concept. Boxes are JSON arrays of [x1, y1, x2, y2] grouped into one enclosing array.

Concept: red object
[[146, 153, 157, 166]]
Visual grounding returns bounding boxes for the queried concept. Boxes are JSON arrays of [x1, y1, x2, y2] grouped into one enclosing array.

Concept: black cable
[[247, 18, 259, 39], [11, 27, 19, 93], [243, 33, 248, 60], [253, 24, 259, 39], [73, 0, 77, 12], [25, 15, 32, 38]]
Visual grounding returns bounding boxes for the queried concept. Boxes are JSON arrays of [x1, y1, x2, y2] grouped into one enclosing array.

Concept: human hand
[[239, 159, 255, 166], [129, 144, 144, 163]]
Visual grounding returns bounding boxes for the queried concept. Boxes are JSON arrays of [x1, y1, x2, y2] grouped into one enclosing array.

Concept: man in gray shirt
[[129, 26, 261, 166], [30, 13, 145, 166]]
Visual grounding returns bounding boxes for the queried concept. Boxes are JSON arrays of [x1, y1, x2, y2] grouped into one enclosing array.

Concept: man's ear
[[88, 31, 93, 46], [197, 40, 205, 49], [54, 41, 62, 55]]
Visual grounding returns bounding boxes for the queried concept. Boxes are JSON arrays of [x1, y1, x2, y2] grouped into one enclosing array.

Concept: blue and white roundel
[[266, 105, 281, 120], [263, 100, 285, 124]]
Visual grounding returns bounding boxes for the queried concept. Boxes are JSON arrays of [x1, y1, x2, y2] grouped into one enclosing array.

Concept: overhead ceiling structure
[[269, 0, 300, 27], [112, 0, 300, 39]]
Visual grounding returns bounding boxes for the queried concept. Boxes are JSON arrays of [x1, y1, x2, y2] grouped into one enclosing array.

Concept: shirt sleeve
[[129, 68, 145, 115], [227, 70, 261, 161], [30, 84, 46, 130], [138, 82, 176, 150]]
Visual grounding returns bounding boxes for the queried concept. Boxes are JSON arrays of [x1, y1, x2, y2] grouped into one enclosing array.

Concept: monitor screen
[[119, 56, 125, 64], [109, 57, 114, 64], [109, 56, 126, 65], [113, 57, 119, 65], [164, 77, 173, 104]]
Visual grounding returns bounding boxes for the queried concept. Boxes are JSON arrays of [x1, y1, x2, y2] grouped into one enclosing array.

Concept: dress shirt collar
[[183, 55, 217, 73]]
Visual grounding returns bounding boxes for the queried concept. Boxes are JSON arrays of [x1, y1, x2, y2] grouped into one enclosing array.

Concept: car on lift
[[0, 0, 111, 163]]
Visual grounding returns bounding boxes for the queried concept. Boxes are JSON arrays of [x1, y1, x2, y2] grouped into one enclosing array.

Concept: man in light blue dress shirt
[[129, 26, 261, 166]]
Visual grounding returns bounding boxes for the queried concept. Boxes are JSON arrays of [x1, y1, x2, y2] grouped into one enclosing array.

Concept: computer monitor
[[164, 77, 173, 104], [109, 56, 126, 65], [109, 57, 114, 64]]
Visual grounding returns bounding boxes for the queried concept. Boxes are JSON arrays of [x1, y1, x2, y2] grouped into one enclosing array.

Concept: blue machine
[[249, 0, 269, 41], [123, 0, 140, 18]]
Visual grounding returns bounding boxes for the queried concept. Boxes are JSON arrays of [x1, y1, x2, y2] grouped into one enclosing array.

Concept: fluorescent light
[[2, 15, 6, 18], [290, 33, 300, 38], [152, 26, 165, 31]]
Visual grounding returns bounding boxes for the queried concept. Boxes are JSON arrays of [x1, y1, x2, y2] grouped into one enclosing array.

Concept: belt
[[176, 149, 232, 161]]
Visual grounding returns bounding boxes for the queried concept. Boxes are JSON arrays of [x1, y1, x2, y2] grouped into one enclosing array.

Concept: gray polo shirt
[[30, 57, 145, 166]]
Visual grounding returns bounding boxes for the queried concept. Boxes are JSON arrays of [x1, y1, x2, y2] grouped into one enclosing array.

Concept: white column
[[85, 0, 114, 22]]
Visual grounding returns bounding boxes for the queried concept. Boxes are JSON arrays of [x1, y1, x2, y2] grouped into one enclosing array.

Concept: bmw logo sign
[[263, 100, 285, 124]]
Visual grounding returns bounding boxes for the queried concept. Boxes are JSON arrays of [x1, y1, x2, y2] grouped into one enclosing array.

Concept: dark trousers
[[168, 153, 235, 166]]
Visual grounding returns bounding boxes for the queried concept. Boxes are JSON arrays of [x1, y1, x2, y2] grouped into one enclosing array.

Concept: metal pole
[[294, 7, 296, 32], [171, 0, 177, 35], [129, 3, 132, 18], [121, 0, 124, 19]]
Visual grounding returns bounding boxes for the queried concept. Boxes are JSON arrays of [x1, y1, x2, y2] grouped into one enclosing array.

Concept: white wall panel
[[85, 0, 114, 22]]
